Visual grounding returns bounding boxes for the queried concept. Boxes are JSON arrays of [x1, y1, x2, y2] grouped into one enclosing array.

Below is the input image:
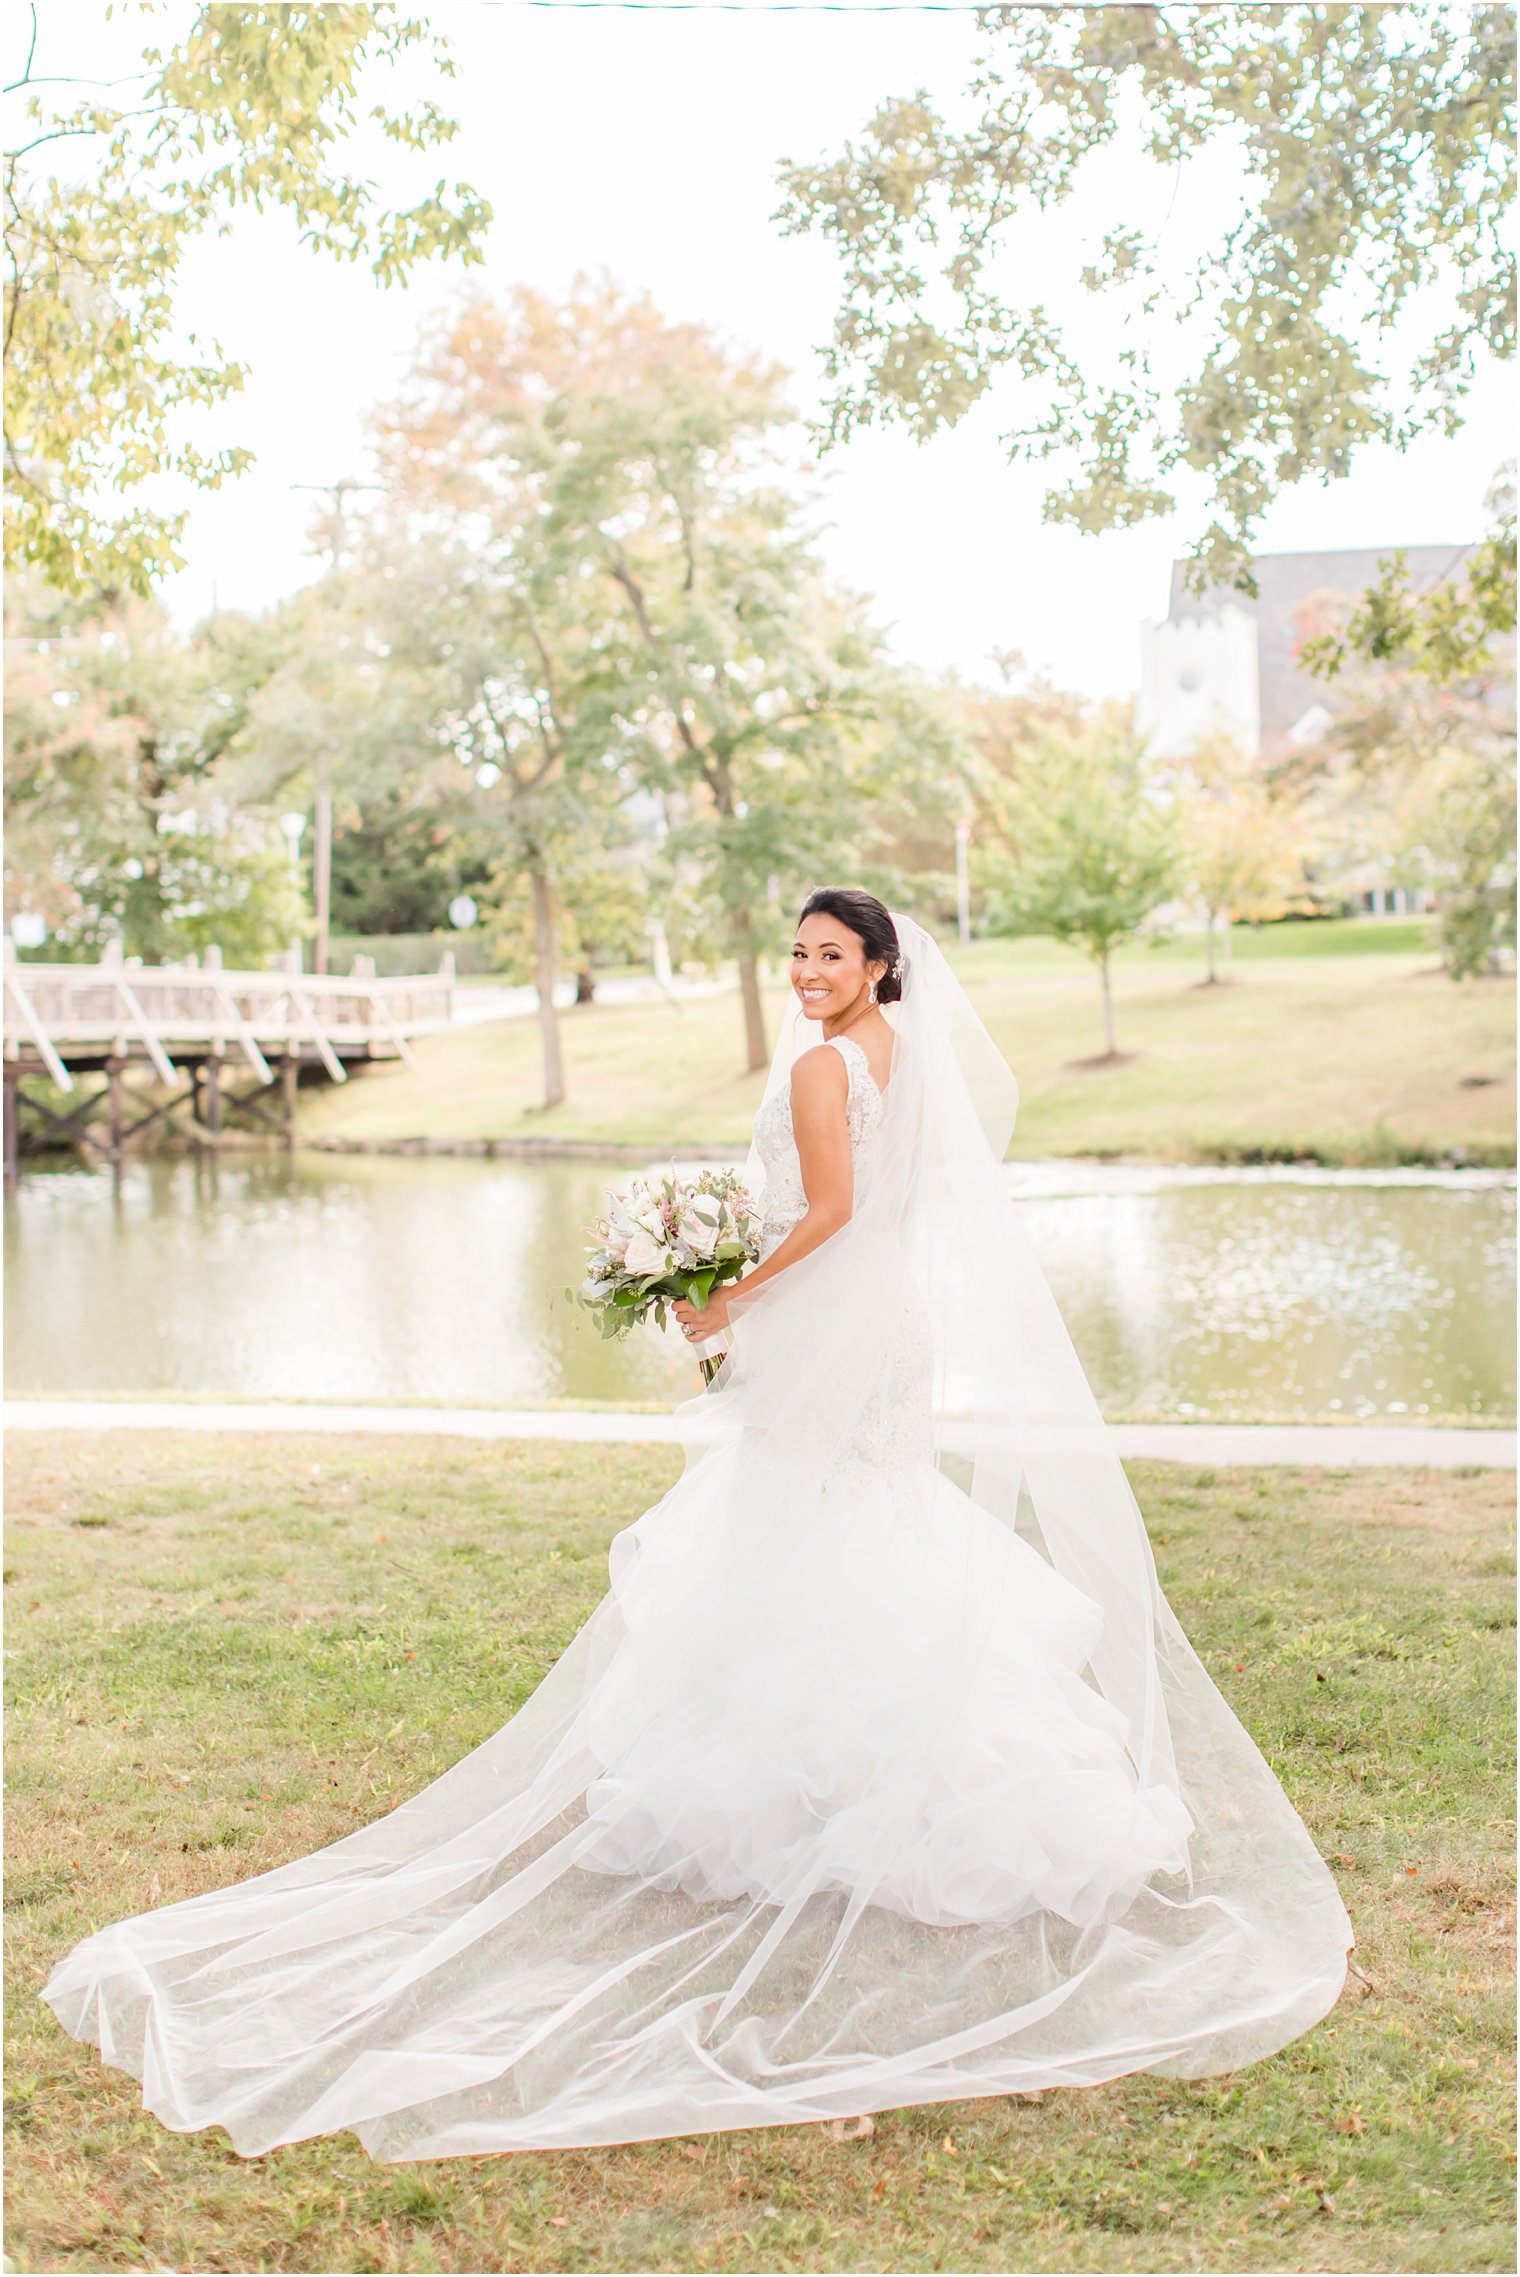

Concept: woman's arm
[[673, 1048, 853, 1337]]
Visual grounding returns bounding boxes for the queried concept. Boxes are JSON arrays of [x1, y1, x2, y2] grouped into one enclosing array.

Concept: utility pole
[[290, 477, 379, 974]]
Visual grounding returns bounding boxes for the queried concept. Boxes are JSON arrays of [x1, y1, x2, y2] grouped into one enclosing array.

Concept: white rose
[[677, 1209, 717, 1256], [623, 1230, 666, 1275]]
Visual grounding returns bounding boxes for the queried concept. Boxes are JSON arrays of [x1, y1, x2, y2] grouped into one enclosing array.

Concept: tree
[[1172, 730, 1314, 982], [483, 839, 649, 1004], [632, 586, 966, 1069], [4, 3, 489, 597], [377, 281, 966, 1073], [1301, 465, 1517, 685], [778, 4, 1514, 592], [327, 793, 488, 940], [1289, 647, 1516, 980], [222, 535, 449, 973], [936, 652, 1096, 937], [3, 579, 302, 961], [1393, 737, 1516, 978], [1295, 464, 1516, 979], [340, 502, 636, 1109], [977, 721, 1181, 1058]]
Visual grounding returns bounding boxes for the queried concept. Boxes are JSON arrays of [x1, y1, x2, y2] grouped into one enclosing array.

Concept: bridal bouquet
[[570, 1166, 763, 1383]]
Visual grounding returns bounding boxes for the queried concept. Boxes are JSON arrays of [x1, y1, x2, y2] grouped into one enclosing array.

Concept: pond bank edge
[[301, 1133, 1518, 1170]]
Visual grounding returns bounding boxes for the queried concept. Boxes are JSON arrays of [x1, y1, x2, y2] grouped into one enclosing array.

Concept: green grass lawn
[[297, 925, 1515, 1165], [6, 1433, 1514, 2275]]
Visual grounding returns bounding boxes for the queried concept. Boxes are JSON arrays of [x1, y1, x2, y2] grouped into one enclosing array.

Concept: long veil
[[42, 912, 1352, 2160]]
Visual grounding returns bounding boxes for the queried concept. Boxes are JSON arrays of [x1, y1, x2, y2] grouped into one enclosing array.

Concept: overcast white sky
[[28, 0, 1517, 699]]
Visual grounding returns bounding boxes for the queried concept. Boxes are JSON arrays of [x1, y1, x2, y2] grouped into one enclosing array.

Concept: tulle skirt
[[41, 1424, 1351, 2161]]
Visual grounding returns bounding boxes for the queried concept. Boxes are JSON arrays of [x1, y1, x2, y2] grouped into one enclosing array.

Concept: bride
[[43, 888, 1352, 2161]]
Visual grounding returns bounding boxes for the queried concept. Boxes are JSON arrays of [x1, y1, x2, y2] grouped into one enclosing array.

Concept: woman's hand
[[673, 1288, 731, 1343]]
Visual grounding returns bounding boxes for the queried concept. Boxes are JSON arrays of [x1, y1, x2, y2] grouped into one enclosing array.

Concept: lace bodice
[[746, 1032, 928, 1480], [752, 1032, 886, 1262]]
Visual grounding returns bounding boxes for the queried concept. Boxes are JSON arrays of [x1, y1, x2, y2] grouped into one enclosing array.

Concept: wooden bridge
[[3, 943, 456, 1189]]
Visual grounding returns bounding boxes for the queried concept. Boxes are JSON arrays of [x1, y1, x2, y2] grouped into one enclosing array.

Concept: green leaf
[[773, 4, 1512, 579], [6, 7, 490, 596]]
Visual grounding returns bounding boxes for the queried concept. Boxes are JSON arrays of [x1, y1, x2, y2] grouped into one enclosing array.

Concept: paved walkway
[[452, 973, 725, 1028], [5, 1400, 1513, 1467]]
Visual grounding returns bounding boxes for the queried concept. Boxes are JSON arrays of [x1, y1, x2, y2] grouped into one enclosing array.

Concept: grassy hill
[[299, 924, 1516, 1166]]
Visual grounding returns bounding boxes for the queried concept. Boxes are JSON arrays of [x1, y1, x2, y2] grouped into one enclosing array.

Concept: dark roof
[[1165, 544, 1475, 741]]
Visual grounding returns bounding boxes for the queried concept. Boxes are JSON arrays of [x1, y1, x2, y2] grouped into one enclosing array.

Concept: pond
[[8, 1152, 1514, 1424]]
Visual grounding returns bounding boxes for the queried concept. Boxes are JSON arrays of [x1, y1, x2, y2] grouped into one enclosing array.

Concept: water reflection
[[1016, 1174, 1512, 1419], [6, 1153, 1514, 1421]]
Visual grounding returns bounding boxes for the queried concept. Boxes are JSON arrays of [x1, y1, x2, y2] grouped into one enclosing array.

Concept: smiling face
[[790, 911, 886, 1023]]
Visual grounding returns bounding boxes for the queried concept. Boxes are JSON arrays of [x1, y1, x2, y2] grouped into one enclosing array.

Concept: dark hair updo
[[796, 886, 904, 1004]]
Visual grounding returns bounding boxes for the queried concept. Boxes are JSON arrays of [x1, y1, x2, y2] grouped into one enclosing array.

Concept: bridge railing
[[3, 947, 455, 1094]]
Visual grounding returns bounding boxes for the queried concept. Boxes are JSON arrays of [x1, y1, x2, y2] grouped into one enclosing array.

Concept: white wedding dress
[[43, 921, 1353, 2161], [579, 1034, 1192, 1929]]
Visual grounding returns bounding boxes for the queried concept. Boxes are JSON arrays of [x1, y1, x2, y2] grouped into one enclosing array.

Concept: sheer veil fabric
[[43, 913, 1352, 2160]]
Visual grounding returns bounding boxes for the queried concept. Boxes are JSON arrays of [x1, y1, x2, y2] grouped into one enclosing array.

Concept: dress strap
[[826, 1033, 889, 1112], [824, 1034, 868, 1084]]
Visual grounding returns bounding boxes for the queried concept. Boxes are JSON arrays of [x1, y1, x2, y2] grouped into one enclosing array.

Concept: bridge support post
[[3, 1070, 18, 1196], [203, 1048, 223, 1141], [281, 1053, 299, 1147], [107, 1057, 125, 1166]]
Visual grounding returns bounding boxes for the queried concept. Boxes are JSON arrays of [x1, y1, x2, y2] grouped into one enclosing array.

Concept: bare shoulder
[[789, 1044, 850, 1105]]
